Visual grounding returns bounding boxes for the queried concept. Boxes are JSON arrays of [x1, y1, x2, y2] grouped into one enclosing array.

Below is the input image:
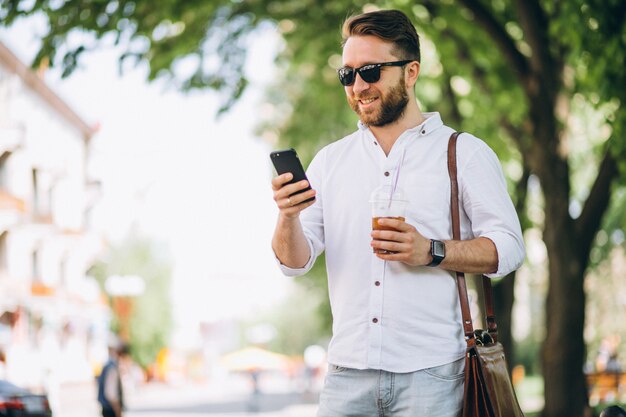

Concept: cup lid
[[369, 185, 406, 202]]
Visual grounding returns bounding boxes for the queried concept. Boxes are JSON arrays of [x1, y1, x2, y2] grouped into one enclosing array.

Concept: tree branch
[[441, 69, 463, 127], [456, 0, 530, 84], [441, 28, 492, 95], [514, 0, 561, 97], [575, 150, 618, 257]]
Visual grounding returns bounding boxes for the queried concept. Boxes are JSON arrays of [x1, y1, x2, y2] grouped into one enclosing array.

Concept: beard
[[349, 75, 409, 127]]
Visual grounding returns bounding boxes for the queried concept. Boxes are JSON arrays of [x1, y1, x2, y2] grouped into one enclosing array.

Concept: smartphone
[[270, 148, 315, 204]]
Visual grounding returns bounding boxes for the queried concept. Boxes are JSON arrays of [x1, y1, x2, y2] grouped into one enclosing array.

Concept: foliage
[[1, 0, 259, 112], [245, 276, 331, 356], [3, 0, 626, 415], [585, 246, 626, 367], [89, 237, 173, 370]]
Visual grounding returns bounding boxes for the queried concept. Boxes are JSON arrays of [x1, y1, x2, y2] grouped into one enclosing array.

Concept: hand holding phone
[[270, 148, 315, 205]]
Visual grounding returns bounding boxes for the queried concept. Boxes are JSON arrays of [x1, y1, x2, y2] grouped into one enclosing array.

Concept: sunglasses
[[337, 60, 413, 86]]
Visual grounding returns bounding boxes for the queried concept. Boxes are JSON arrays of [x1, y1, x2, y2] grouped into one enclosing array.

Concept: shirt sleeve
[[275, 148, 326, 276], [458, 137, 525, 277]]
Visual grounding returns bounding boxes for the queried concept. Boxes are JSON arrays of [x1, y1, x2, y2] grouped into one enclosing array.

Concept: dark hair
[[342, 9, 421, 63], [601, 406, 626, 417], [118, 343, 131, 357]]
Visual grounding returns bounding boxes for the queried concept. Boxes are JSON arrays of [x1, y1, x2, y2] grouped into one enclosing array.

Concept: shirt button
[[372, 318, 379, 323], [421, 130, 426, 134], [375, 281, 381, 286], [384, 171, 390, 176]]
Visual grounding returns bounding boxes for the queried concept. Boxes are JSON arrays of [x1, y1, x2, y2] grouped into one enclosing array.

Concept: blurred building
[[0, 42, 108, 390]]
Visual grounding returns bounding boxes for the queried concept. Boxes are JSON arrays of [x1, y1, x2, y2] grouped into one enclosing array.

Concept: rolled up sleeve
[[274, 231, 318, 276], [459, 137, 525, 278], [482, 231, 525, 278]]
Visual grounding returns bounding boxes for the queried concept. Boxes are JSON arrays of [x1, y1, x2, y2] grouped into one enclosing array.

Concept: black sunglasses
[[337, 60, 413, 86]]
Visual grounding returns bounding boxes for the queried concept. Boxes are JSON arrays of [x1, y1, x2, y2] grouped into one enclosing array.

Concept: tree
[[89, 238, 173, 370], [3, 1, 625, 416], [265, 4, 626, 417]]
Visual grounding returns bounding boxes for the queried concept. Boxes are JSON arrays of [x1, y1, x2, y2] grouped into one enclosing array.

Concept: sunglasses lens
[[338, 68, 355, 86], [359, 66, 380, 83]]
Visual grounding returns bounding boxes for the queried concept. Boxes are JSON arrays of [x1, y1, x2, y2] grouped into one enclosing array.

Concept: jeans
[[317, 357, 465, 417], [102, 409, 117, 417]]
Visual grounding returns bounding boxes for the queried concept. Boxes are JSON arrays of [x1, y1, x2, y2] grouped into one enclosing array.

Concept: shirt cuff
[[274, 238, 316, 277], [481, 232, 525, 278]]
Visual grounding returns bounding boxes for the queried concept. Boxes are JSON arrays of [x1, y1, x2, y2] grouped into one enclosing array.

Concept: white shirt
[[277, 113, 525, 373]]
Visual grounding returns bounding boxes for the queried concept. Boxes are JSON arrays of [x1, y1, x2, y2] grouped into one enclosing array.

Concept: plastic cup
[[370, 186, 408, 254]]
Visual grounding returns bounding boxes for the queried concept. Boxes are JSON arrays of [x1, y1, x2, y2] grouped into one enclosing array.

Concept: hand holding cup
[[370, 186, 408, 254]]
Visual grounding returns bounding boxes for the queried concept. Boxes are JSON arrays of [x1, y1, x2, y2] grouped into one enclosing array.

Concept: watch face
[[433, 240, 445, 257]]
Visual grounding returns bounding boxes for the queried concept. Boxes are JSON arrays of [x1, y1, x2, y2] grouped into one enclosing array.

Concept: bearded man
[[270, 9, 525, 417]]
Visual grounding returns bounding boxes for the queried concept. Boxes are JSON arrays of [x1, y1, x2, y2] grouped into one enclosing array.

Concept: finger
[[376, 217, 414, 232], [375, 251, 406, 261], [371, 239, 404, 254], [371, 230, 408, 245], [285, 189, 316, 207], [281, 188, 316, 207], [271, 173, 294, 190], [274, 180, 312, 201]]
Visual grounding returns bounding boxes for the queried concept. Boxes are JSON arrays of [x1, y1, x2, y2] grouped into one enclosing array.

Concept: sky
[[0, 16, 294, 349]]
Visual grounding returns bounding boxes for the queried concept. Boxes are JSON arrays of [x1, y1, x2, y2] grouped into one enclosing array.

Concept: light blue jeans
[[317, 357, 465, 417]]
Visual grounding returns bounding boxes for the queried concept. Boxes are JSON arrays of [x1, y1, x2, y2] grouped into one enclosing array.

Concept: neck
[[370, 101, 425, 155]]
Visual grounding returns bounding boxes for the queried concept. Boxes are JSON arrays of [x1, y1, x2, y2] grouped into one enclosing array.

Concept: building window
[[0, 232, 7, 274], [59, 256, 67, 287], [32, 168, 39, 216], [32, 248, 40, 283], [0, 151, 10, 189]]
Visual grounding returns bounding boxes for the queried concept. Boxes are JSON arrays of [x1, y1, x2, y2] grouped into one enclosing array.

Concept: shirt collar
[[357, 112, 444, 137]]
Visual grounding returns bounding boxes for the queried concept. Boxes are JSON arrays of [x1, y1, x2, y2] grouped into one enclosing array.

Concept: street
[[57, 374, 319, 417]]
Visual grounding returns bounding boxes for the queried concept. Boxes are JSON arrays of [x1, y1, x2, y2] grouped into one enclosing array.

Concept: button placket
[[367, 251, 385, 368]]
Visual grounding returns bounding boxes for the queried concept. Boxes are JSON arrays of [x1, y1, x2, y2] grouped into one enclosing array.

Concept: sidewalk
[[56, 375, 319, 417]]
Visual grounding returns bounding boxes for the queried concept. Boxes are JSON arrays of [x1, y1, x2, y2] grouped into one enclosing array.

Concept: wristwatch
[[428, 239, 445, 267]]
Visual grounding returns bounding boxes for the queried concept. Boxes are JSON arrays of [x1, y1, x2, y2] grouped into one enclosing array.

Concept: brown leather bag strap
[[448, 132, 474, 342], [447, 132, 499, 344], [482, 276, 498, 340]]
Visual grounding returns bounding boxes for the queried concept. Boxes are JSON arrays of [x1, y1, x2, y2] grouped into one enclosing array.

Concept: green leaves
[[89, 238, 173, 370]]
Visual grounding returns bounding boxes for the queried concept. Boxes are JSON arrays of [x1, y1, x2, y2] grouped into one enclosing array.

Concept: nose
[[351, 72, 370, 95]]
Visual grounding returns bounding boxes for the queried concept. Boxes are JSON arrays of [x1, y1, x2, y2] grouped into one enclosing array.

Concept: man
[[97, 341, 129, 417], [271, 9, 524, 417]]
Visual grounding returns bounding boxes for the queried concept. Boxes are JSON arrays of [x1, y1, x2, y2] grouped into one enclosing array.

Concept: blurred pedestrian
[[97, 341, 130, 417], [600, 405, 626, 417], [0, 348, 6, 379], [596, 335, 621, 373]]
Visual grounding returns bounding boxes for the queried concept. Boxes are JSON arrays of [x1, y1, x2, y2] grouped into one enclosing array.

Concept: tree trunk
[[530, 110, 588, 416], [493, 273, 516, 373], [541, 215, 588, 417]]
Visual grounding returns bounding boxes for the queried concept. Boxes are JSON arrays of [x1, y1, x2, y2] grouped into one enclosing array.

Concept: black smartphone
[[270, 148, 315, 204]]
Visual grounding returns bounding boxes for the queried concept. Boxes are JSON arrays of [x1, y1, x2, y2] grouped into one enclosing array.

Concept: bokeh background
[[0, 1, 625, 417]]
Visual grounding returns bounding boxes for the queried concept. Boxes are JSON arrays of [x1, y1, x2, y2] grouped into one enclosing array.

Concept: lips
[[358, 96, 378, 106]]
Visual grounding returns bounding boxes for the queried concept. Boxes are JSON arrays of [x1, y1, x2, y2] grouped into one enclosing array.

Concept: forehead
[[342, 35, 397, 67]]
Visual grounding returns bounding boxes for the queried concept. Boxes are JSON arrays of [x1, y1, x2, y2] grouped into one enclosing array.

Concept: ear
[[405, 61, 420, 88]]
